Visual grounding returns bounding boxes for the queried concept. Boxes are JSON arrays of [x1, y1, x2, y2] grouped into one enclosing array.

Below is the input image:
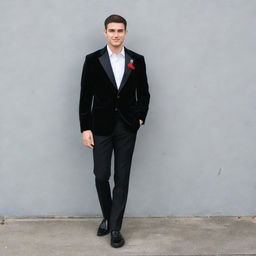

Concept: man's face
[[104, 22, 127, 48]]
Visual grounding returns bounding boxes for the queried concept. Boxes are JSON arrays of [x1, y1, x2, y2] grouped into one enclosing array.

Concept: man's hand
[[139, 119, 143, 125], [82, 130, 94, 149]]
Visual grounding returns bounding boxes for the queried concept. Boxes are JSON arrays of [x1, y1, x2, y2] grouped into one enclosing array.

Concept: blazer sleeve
[[79, 55, 93, 133], [137, 56, 150, 125]]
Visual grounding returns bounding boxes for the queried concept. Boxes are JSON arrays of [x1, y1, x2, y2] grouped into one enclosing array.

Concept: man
[[79, 14, 150, 248]]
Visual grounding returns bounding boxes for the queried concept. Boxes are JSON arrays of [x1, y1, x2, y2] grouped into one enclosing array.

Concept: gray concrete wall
[[1, 0, 255, 217]]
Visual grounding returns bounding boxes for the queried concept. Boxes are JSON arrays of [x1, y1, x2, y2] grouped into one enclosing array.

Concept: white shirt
[[107, 44, 125, 89]]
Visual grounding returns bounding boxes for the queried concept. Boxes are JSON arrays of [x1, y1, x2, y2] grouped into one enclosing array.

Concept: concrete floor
[[0, 216, 256, 256]]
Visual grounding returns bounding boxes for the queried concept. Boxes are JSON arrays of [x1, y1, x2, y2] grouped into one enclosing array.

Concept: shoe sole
[[97, 229, 110, 236], [111, 239, 125, 248]]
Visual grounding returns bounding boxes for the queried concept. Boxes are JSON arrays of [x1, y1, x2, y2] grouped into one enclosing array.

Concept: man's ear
[[103, 29, 107, 37]]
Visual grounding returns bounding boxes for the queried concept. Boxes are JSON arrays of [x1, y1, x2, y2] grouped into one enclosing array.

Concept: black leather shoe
[[97, 218, 110, 236], [110, 230, 125, 248]]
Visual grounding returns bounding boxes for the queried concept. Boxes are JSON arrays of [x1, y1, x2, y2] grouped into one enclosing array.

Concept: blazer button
[[117, 95, 120, 99], [114, 107, 118, 111]]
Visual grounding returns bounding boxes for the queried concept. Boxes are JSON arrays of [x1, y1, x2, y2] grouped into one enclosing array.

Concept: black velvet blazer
[[79, 44, 150, 135]]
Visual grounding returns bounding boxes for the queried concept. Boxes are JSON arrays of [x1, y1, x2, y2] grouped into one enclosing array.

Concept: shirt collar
[[107, 44, 125, 57]]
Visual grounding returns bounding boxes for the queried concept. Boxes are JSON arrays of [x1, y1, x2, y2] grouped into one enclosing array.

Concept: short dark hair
[[104, 14, 127, 30]]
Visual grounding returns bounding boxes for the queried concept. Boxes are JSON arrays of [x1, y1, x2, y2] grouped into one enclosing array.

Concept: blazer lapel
[[98, 46, 117, 90], [98, 45, 134, 93], [118, 50, 132, 92]]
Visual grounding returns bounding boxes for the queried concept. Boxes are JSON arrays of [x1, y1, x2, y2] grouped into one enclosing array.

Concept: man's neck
[[107, 43, 124, 55]]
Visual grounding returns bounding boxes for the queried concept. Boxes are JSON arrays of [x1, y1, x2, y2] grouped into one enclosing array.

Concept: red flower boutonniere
[[128, 59, 135, 70]]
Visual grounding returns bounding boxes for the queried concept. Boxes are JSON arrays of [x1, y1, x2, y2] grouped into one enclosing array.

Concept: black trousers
[[92, 111, 137, 231]]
